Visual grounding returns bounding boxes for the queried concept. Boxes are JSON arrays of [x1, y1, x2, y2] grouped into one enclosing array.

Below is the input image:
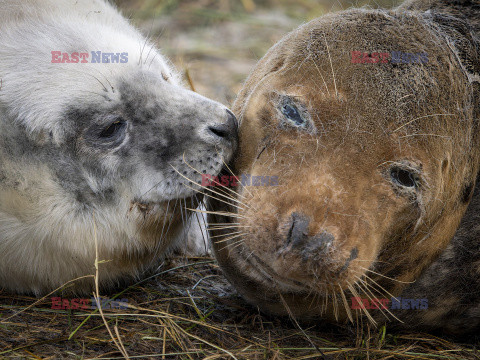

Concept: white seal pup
[[0, 0, 237, 295]]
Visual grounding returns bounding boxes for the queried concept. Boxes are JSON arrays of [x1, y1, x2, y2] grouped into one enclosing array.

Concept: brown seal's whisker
[[208, 225, 251, 231], [356, 273, 399, 303], [359, 266, 415, 284], [209, 231, 244, 239], [208, 222, 242, 226], [348, 284, 376, 326], [391, 113, 454, 133], [215, 233, 246, 245], [187, 207, 244, 219], [339, 283, 354, 323], [217, 237, 246, 252], [354, 275, 403, 323]]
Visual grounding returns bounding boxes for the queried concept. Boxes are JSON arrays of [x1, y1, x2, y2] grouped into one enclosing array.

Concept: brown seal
[[207, 1, 480, 334]]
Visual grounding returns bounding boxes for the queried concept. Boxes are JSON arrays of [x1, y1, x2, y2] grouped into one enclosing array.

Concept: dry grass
[[1, 256, 479, 359]]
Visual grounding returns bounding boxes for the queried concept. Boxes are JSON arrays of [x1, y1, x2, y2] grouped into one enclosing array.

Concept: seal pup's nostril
[[208, 124, 229, 138], [207, 110, 238, 142], [226, 109, 238, 129]]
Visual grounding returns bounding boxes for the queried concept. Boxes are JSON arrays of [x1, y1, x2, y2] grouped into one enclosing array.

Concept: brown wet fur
[[208, 5, 480, 332]]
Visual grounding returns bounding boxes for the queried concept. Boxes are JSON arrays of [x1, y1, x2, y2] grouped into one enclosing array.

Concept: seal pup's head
[[0, 0, 237, 294], [208, 8, 480, 325]]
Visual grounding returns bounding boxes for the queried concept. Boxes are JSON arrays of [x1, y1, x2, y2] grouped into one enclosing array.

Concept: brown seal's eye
[[390, 167, 417, 188], [278, 96, 313, 131], [281, 103, 305, 126], [100, 119, 127, 139]]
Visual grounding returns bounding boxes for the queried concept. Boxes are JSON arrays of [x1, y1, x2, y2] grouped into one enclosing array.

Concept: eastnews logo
[[51, 51, 128, 63], [351, 297, 428, 310], [201, 174, 279, 187], [51, 297, 128, 310], [351, 51, 428, 64]]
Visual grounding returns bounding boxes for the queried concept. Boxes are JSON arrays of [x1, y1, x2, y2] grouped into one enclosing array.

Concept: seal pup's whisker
[[138, 16, 155, 67], [173, 161, 250, 209], [179, 197, 187, 230], [144, 27, 166, 67], [71, 90, 111, 99], [135, 177, 169, 202], [182, 181, 247, 212], [216, 150, 255, 200], [63, 67, 114, 93], [192, 197, 209, 254], [157, 199, 179, 246]]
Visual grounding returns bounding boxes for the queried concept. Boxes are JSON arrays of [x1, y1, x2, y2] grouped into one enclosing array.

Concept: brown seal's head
[[208, 9, 480, 324]]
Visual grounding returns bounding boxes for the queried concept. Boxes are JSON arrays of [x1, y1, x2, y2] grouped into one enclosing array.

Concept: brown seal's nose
[[285, 212, 334, 256], [207, 109, 238, 143]]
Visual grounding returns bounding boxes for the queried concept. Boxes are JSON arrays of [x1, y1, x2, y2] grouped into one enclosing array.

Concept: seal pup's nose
[[207, 109, 238, 142], [285, 212, 334, 256]]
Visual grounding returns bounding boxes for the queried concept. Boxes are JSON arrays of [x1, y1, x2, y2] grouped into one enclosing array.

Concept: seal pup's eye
[[390, 167, 418, 188], [100, 119, 127, 139]]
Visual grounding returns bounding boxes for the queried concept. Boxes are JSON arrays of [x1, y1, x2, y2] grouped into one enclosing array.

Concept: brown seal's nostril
[[309, 231, 335, 252], [286, 212, 310, 249], [285, 212, 335, 258]]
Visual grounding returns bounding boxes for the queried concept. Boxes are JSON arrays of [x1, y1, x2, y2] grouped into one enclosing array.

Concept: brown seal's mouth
[[246, 252, 309, 292]]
